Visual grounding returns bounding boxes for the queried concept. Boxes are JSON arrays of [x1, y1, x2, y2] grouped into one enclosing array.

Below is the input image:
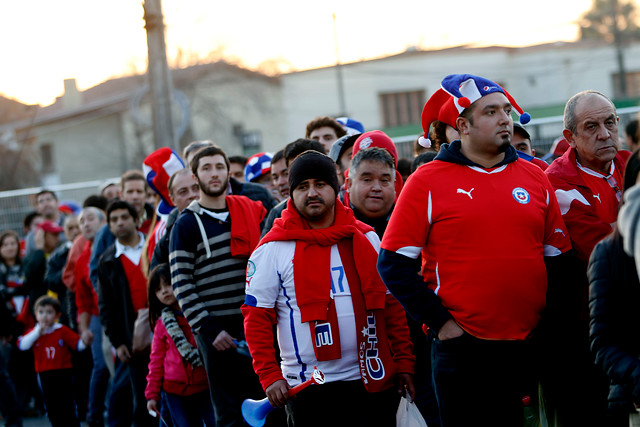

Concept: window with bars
[[40, 143, 54, 173], [379, 90, 425, 128]]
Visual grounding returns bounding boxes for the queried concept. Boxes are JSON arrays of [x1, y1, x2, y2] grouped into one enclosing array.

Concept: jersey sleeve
[[381, 173, 430, 258], [242, 242, 286, 391], [378, 172, 452, 333], [243, 242, 282, 309], [542, 178, 572, 257], [56, 325, 83, 351]]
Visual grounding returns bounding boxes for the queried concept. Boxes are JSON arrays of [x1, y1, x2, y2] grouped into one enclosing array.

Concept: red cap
[[551, 137, 570, 157], [352, 130, 398, 167], [38, 220, 63, 234]]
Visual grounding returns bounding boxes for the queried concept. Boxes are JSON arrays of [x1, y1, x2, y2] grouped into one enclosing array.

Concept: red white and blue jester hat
[[418, 74, 531, 148], [143, 147, 186, 215]]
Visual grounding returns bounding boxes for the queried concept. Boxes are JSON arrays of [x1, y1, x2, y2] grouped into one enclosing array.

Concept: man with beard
[[377, 74, 572, 427], [243, 151, 415, 426], [169, 145, 268, 427]]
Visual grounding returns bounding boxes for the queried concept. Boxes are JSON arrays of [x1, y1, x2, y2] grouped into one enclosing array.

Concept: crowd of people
[[1, 72, 640, 427]]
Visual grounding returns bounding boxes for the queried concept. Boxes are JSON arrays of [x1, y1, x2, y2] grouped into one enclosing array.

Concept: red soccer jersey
[[576, 164, 622, 227], [24, 324, 81, 373], [382, 159, 572, 340]]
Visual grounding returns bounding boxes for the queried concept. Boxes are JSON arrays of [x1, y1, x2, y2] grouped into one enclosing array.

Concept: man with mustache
[[378, 74, 572, 427], [544, 91, 632, 425], [547, 90, 630, 261], [243, 150, 415, 426], [169, 145, 267, 426]]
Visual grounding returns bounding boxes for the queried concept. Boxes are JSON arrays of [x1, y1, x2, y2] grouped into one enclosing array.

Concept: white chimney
[[62, 78, 81, 109]]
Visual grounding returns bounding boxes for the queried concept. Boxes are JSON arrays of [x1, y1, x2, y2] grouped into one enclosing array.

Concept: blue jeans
[[88, 316, 110, 426], [164, 390, 216, 426]]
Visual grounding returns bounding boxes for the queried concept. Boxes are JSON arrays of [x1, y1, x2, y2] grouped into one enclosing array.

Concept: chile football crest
[[512, 187, 530, 204]]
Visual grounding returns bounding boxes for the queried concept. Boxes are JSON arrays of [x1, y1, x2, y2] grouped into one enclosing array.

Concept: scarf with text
[[259, 199, 394, 391]]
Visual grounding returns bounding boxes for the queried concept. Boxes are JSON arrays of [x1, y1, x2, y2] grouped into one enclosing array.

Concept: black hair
[[284, 139, 326, 165], [106, 200, 138, 223], [23, 211, 41, 230], [0, 230, 21, 266], [83, 194, 109, 211], [147, 263, 172, 328], [34, 295, 62, 314], [36, 189, 57, 201], [412, 151, 438, 172], [623, 148, 640, 193], [190, 146, 230, 176], [271, 149, 285, 165], [229, 155, 249, 166], [626, 120, 639, 145]]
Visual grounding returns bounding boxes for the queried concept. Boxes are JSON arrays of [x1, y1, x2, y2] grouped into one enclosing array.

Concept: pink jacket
[[145, 312, 209, 402]]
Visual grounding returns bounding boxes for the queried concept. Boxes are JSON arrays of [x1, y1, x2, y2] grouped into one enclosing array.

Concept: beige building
[[1, 61, 285, 188]]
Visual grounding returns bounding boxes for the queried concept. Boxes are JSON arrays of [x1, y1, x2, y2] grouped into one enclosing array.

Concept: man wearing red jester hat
[[378, 74, 572, 427]]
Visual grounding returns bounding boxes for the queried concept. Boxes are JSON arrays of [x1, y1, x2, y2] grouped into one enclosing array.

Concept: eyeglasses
[[605, 175, 622, 202]]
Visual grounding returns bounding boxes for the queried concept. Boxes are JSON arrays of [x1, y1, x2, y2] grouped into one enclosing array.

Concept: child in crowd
[[18, 295, 90, 427], [145, 264, 215, 426]]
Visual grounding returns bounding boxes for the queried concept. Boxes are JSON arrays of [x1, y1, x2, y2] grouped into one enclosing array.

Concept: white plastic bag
[[396, 396, 428, 427]]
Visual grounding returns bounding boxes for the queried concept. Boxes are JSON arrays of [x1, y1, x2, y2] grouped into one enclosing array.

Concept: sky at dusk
[[1, 0, 594, 106]]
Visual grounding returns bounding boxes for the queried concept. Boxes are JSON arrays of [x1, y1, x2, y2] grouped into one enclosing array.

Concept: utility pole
[[611, 0, 627, 98], [143, 0, 177, 151], [332, 13, 347, 116]]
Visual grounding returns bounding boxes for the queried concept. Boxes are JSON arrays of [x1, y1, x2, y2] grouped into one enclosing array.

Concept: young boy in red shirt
[[18, 295, 90, 427]]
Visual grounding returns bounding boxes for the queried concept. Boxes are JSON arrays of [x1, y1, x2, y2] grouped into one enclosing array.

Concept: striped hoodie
[[169, 199, 252, 340]]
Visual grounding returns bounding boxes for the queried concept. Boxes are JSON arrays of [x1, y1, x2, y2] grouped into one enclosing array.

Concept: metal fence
[[393, 106, 640, 161], [2, 107, 638, 237], [0, 180, 116, 237]]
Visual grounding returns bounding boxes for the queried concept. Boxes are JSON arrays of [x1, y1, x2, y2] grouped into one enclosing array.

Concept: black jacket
[[229, 177, 278, 213], [589, 230, 640, 409], [97, 244, 136, 351]]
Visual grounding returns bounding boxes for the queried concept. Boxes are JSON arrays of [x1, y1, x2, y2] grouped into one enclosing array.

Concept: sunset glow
[[1, 0, 592, 106]]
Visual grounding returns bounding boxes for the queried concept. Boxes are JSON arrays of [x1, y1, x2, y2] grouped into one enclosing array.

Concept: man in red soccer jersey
[[543, 91, 632, 425], [377, 74, 572, 427], [546, 90, 630, 261]]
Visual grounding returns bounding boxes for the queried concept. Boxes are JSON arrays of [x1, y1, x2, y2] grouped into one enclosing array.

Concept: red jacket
[[144, 313, 209, 402], [546, 147, 631, 261], [75, 240, 98, 317]]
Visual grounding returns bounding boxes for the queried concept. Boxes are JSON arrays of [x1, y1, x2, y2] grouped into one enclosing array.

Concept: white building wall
[[282, 41, 640, 142]]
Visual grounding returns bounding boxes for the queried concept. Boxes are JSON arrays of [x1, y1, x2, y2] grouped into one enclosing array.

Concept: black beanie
[[288, 151, 339, 196]]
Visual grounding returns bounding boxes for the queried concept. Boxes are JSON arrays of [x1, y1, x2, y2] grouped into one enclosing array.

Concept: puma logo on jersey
[[457, 188, 474, 199], [593, 194, 601, 203]]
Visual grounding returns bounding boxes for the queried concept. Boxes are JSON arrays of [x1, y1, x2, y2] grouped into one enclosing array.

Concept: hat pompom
[[519, 112, 531, 125], [458, 97, 471, 108], [418, 136, 432, 148]]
